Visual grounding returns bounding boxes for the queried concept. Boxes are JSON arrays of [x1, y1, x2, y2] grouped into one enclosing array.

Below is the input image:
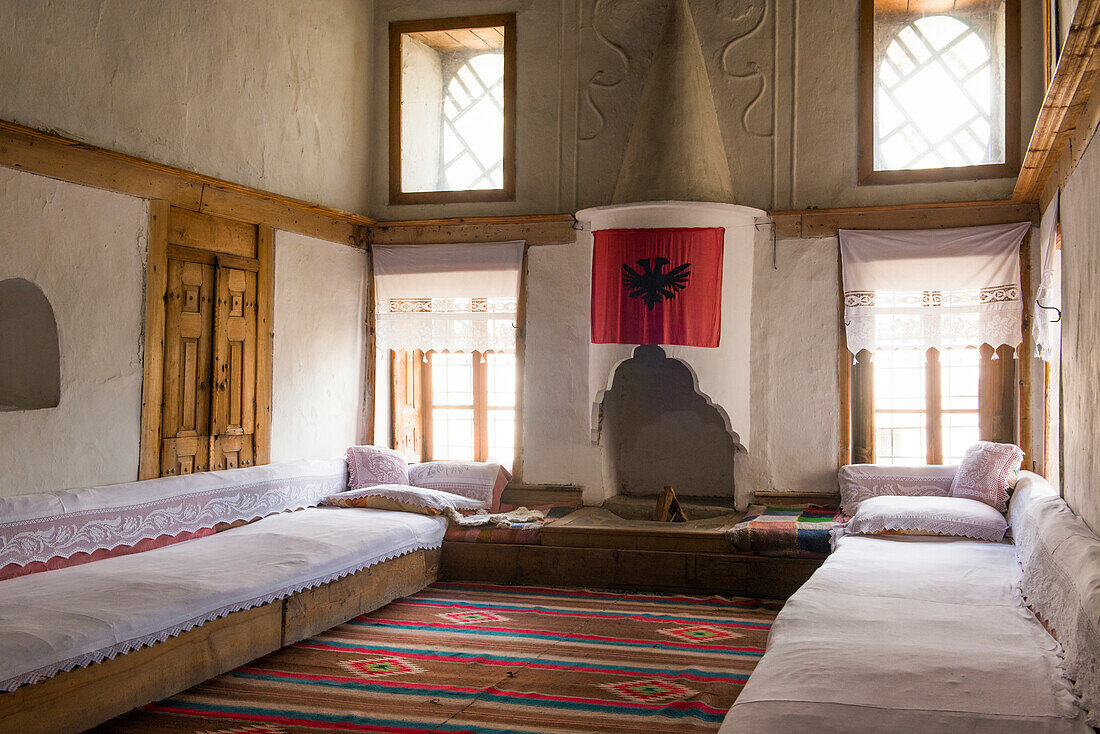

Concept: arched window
[[442, 53, 505, 191], [860, 0, 1019, 183], [877, 15, 996, 170], [0, 278, 60, 410]]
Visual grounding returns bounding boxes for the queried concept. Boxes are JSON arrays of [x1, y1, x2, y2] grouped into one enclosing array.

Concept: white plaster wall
[[0, 0, 373, 213], [270, 231, 367, 462], [521, 237, 605, 500], [749, 236, 841, 503], [1058, 129, 1100, 533], [0, 168, 147, 496]]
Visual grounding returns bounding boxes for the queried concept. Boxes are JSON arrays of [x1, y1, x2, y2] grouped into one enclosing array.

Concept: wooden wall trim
[[368, 214, 577, 246], [1014, 0, 1100, 203], [771, 200, 1038, 239], [138, 200, 170, 480], [0, 120, 369, 246]]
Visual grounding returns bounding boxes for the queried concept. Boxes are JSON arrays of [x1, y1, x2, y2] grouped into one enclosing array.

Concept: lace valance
[[839, 223, 1030, 353], [373, 241, 524, 353]]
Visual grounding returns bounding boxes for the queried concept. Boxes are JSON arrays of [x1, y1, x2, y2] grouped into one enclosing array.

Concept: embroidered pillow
[[409, 461, 509, 511], [844, 495, 1008, 543], [346, 445, 409, 491], [322, 484, 484, 517], [838, 464, 957, 516], [950, 441, 1024, 512]]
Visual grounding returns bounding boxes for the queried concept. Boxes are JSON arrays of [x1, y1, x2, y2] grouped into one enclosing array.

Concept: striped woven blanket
[[729, 504, 844, 559]]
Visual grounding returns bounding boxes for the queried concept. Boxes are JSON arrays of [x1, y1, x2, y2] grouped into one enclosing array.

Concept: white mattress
[[0, 507, 446, 691], [721, 534, 1089, 734]]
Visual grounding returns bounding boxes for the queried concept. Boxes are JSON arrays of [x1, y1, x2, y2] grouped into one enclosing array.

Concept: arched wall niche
[[600, 345, 737, 498], [0, 278, 61, 411]]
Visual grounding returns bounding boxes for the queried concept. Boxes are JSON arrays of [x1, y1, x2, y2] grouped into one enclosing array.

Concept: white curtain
[[373, 241, 524, 353], [1033, 193, 1061, 362], [840, 223, 1030, 353]]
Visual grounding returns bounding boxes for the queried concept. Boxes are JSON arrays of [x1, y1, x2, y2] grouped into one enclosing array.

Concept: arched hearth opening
[[599, 345, 738, 501]]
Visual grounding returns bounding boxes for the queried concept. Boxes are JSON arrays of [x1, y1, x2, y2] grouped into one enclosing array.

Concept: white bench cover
[[722, 473, 1088, 733], [0, 506, 445, 691]]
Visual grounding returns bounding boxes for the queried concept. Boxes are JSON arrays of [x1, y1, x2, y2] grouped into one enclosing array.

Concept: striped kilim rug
[[97, 582, 782, 734]]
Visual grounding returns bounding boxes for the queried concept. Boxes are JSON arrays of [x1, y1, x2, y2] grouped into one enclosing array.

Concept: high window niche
[[0, 278, 61, 411], [859, 0, 1020, 184], [389, 14, 516, 205]]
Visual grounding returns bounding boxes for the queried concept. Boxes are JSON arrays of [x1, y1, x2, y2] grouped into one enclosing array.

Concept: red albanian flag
[[591, 227, 724, 347]]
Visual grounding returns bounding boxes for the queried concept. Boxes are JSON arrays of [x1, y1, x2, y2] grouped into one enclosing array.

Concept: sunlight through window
[[869, 1, 1012, 177]]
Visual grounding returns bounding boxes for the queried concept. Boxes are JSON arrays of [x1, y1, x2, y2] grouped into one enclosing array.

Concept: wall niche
[[0, 278, 60, 411]]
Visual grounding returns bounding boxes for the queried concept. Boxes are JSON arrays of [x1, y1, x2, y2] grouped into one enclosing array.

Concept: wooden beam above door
[[0, 120, 370, 246]]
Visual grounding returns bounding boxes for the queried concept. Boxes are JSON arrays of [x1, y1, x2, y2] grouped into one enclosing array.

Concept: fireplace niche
[[597, 345, 739, 518]]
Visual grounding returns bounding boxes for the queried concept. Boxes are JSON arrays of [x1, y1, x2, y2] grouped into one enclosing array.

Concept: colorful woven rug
[[96, 582, 781, 734]]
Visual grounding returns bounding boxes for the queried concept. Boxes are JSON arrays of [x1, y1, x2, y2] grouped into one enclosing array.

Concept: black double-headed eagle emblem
[[621, 257, 691, 311]]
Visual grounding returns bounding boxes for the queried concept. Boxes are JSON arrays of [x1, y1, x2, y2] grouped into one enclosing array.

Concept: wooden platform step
[[440, 542, 820, 600], [540, 507, 744, 553]]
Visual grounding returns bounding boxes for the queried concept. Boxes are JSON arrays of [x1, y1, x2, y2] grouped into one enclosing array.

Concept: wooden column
[[979, 344, 1017, 444], [851, 349, 875, 464]]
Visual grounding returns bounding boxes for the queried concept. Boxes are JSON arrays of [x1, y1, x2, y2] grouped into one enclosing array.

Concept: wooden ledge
[[769, 199, 1038, 238], [368, 213, 577, 246], [1013, 0, 1100, 202]]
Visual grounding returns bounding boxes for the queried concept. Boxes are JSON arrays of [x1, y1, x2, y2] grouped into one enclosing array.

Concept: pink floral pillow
[[346, 445, 409, 491], [950, 441, 1024, 512]]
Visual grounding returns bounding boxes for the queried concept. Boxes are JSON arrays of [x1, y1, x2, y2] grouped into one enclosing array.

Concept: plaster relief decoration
[[576, 0, 775, 209], [591, 227, 724, 346]]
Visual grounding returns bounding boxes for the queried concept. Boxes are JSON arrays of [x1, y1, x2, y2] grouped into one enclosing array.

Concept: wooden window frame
[[392, 348, 521, 470], [848, 346, 1014, 466], [857, 0, 1022, 186], [388, 14, 517, 206]]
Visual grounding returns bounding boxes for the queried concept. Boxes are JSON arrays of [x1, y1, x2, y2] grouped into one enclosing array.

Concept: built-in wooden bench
[[0, 548, 440, 734]]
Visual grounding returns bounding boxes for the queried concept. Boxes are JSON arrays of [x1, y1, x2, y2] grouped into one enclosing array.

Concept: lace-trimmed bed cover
[[839, 223, 1030, 354], [0, 507, 447, 692], [0, 460, 347, 579], [1011, 472, 1100, 726], [373, 241, 524, 354]]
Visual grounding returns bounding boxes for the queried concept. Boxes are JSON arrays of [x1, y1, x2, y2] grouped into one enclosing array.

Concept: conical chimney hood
[[612, 0, 735, 204]]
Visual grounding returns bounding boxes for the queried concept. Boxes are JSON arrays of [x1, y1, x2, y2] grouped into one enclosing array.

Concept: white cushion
[[950, 441, 1024, 512], [844, 495, 1007, 542]]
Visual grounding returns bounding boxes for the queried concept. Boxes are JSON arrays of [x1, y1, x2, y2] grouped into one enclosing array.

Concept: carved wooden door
[[140, 202, 272, 480], [209, 264, 258, 471], [160, 258, 215, 475]]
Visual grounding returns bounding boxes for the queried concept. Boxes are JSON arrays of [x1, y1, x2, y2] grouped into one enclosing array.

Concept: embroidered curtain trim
[[373, 242, 524, 353], [840, 223, 1030, 353]]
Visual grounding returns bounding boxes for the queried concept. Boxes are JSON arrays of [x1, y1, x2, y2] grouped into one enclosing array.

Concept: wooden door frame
[[138, 200, 170, 479]]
